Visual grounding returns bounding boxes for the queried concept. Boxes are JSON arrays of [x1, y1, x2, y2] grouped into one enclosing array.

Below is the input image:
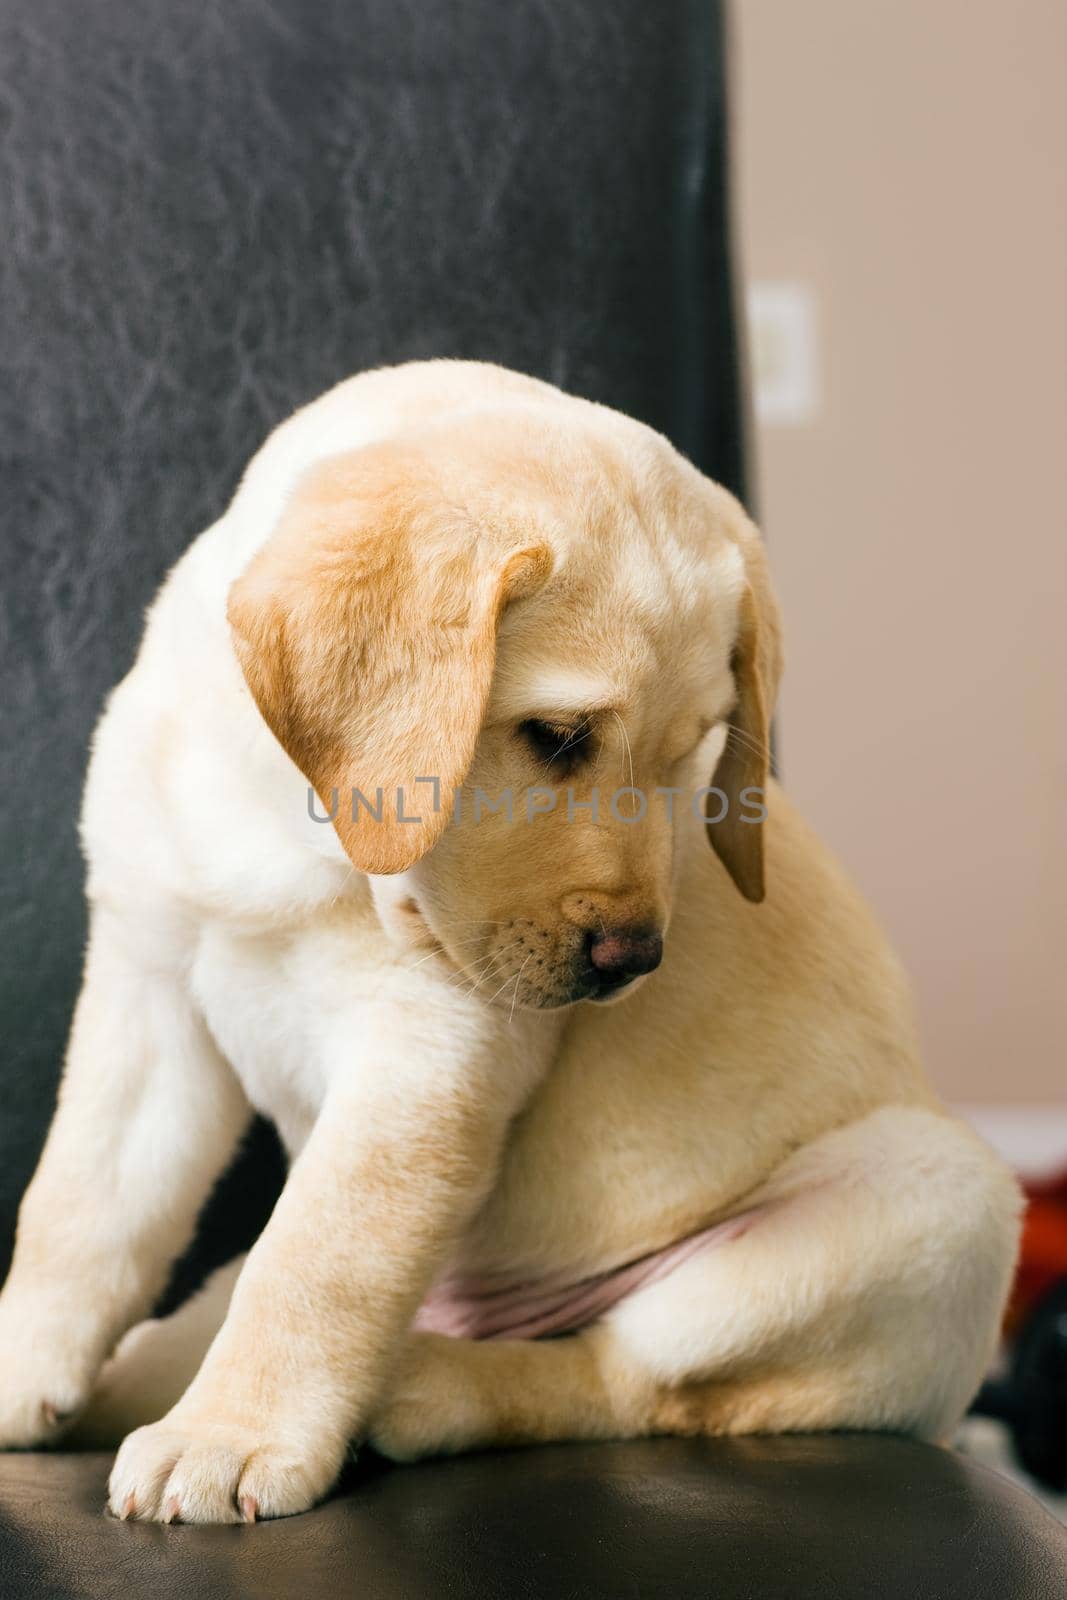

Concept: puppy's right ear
[[227, 443, 551, 875]]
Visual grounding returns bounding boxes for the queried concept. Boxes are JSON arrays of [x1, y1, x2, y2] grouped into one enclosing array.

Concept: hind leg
[[369, 1107, 1021, 1460]]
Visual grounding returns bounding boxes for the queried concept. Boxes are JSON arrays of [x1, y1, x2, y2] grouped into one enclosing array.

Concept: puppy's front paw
[[0, 1384, 81, 1450], [0, 1303, 91, 1448], [107, 1415, 344, 1524]]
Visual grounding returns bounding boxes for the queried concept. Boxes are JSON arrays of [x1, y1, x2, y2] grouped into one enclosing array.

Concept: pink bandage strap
[[413, 1208, 758, 1342]]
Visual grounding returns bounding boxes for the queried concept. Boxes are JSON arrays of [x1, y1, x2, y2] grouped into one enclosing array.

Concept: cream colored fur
[[0, 362, 1020, 1523]]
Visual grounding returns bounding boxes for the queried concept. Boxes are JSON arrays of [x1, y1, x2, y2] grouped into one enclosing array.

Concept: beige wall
[[731, 0, 1066, 1101]]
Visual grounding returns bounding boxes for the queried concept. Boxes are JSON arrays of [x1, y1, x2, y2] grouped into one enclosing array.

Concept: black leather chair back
[[0, 0, 747, 1288]]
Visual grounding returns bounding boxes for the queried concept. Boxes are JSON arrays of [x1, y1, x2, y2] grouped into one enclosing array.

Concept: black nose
[[586, 927, 664, 992]]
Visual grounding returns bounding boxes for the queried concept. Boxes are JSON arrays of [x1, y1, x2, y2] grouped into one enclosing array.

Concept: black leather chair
[[2, 1, 1065, 1592]]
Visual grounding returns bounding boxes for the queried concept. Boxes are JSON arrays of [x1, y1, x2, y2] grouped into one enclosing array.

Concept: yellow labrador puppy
[[0, 362, 1019, 1523]]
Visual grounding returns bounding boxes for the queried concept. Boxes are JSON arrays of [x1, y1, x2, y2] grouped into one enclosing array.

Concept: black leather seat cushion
[[2, 1438, 1066, 1598]]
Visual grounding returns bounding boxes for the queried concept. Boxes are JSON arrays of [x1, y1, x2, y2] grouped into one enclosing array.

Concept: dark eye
[[518, 718, 594, 776]]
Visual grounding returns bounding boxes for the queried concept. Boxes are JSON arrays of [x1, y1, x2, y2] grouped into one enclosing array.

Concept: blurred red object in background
[[1007, 1169, 1067, 1334]]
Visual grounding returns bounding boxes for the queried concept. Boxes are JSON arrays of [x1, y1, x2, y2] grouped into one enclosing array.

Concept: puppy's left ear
[[706, 510, 783, 903], [227, 442, 552, 875]]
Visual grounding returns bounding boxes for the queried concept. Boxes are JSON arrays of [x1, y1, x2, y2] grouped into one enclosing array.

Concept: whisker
[[508, 954, 535, 1022], [725, 722, 771, 762], [612, 710, 637, 808], [405, 932, 488, 971], [440, 949, 502, 990], [535, 716, 596, 783], [445, 938, 526, 994], [465, 951, 522, 994], [328, 865, 359, 907], [431, 919, 513, 928], [484, 967, 525, 1007], [443, 952, 506, 992]]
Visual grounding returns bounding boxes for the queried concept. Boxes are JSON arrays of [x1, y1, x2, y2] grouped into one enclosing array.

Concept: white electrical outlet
[[747, 282, 819, 425]]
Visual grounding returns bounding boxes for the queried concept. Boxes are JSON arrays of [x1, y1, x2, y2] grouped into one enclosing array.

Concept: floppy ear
[[227, 444, 551, 875], [706, 514, 783, 903]]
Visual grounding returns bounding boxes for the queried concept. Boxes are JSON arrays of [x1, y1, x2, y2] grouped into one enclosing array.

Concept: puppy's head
[[228, 399, 781, 1009]]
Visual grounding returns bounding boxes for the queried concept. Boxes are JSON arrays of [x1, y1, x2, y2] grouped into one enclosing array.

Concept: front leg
[[108, 984, 556, 1523], [0, 908, 249, 1447]]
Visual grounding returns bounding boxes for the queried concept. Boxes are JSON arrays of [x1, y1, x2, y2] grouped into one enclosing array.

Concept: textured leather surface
[[1, 1438, 1066, 1599], [0, 0, 744, 1288]]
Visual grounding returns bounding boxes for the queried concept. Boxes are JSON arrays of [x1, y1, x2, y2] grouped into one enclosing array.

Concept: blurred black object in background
[[974, 1276, 1067, 1494]]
